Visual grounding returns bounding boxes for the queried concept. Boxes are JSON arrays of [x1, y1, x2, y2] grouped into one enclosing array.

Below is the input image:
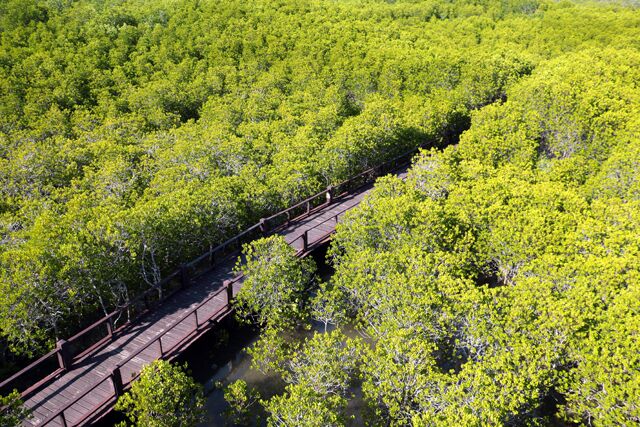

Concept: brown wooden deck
[[4, 151, 414, 427]]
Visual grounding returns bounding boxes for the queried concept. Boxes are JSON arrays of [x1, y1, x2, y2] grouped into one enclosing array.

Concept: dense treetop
[[0, 3, 639, 423], [235, 43, 640, 427], [314, 47, 640, 425]]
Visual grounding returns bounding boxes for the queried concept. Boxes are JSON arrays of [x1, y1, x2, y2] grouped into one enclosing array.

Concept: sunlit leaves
[[234, 235, 317, 329], [115, 360, 207, 427], [319, 45, 640, 426]]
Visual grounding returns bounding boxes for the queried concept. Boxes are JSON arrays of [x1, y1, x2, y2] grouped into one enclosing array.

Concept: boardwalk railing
[[290, 204, 354, 255], [37, 275, 243, 427], [35, 203, 364, 427], [0, 142, 424, 405]]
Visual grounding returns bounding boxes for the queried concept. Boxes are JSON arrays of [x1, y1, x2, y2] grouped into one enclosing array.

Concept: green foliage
[[560, 284, 640, 424], [264, 383, 347, 427], [310, 45, 640, 426], [258, 330, 360, 426], [4, 0, 639, 354], [223, 380, 260, 426], [0, 390, 32, 427], [115, 360, 206, 427], [248, 326, 298, 377], [234, 235, 317, 328], [266, 385, 346, 427], [285, 330, 359, 397], [2, 0, 640, 424]]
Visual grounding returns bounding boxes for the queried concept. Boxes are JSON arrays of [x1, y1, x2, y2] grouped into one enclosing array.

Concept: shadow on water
[[97, 243, 334, 427]]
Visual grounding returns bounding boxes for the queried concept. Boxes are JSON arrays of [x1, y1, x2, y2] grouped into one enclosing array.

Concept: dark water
[[98, 243, 334, 426]]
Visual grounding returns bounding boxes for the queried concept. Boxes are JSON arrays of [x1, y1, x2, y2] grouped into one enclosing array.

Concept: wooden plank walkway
[[18, 165, 409, 426]]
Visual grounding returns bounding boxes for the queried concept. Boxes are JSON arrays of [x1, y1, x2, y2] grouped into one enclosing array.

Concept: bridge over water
[[1, 149, 415, 426]]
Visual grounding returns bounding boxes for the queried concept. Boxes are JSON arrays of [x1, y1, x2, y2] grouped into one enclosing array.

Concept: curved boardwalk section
[[1, 151, 413, 427]]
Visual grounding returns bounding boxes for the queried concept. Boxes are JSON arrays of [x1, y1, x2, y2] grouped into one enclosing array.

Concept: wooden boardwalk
[[4, 154, 412, 427]]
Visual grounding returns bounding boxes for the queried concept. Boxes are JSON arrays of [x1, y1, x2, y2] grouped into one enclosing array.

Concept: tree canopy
[[301, 46, 640, 426], [1, 0, 640, 424], [115, 360, 206, 427]]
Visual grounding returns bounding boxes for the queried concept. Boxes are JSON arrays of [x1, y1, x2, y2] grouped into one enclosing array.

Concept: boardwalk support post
[[326, 186, 334, 204], [112, 365, 124, 396], [259, 218, 267, 235], [180, 264, 190, 288], [224, 280, 233, 304], [56, 339, 72, 371], [302, 230, 308, 252], [106, 316, 114, 339]]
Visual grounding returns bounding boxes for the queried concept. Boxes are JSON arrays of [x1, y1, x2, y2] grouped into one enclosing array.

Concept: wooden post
[[326, 186, 334, 204], [180, 264, 190, 288], [106, 316, 114, 339], [112, 365, 124, 396], [259, 218, 267, 235], [225, 280, 233, 304], [306, 200, 310, 214], [56, 339, 72, 371], [302, 230, 308, 252]]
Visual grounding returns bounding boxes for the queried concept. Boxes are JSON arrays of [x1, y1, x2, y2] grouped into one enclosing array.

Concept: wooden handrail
[[0, 349, 60, 396], [39, 371, 117, 427], [290, 204, 353, 254], [186, 223, 262, 269], [263, 190, 328, 223], [38, 281, 238, 427], [67, 312, 116, 344]]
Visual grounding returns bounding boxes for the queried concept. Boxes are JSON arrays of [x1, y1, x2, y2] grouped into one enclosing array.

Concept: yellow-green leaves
[[321, 41, 640, 426], [234, 235, 317, 329], [115, 360, 206, 427]]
